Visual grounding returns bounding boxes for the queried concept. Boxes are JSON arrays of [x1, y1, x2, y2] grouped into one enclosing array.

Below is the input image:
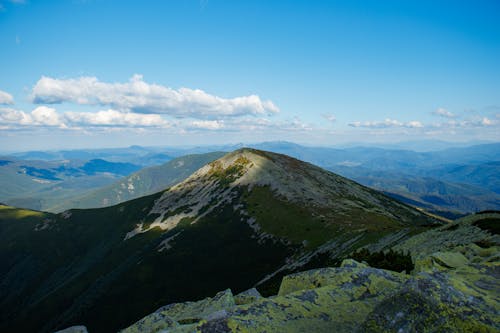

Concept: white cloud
[[189, 120, 224, 130], [431, 116, 498, 128], [0, 107, 171, 130], [433, 107, 455, 118], [0, 106, 64, 127], [406, 121, 424, 128], [31, 75, 279, 119], [349, 118, 423, 128], [32, 106, 64, 126], [322, 113, 336, 122], [0, 89, 14, 104], [64, 109, 170, 128], [481, 117, 493, 126]]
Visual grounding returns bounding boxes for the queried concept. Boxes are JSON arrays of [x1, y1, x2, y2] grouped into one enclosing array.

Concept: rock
[[415, 251, 469, 272], [53, 326, 88, 333], [234, 288, 262, 305], [340, 258, 368, 269], [278, 262, 407, 296], [121, 289, 235, 332], [360, 269, 499, 332], [430, 251, 469, 268], [221, 264, 407, 333], [120, 312, 178, 333]]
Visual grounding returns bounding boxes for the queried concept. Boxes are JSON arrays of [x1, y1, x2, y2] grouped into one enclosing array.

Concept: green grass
[[244, 186, 341, 248]]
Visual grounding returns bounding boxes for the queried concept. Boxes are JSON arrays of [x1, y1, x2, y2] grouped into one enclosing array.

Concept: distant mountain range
[[50, 152, 225, 212], [0, 157, 142, 211], [1, 141, 499, 214], [0, 149, 436, 333]]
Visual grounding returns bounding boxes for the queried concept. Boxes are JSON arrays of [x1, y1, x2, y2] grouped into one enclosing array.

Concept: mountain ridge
[[1, 148, 437, 332]]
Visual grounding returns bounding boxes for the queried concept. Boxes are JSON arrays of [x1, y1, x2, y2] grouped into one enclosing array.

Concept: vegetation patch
[[351, 248, 413, 273], [244, 185, 340, 248], [472, 218, 499, 235], [208, 157, 250, 187]]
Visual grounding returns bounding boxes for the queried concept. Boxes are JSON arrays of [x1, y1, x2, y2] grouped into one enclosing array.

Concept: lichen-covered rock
[[120, 312, 178, 333], [393, 213, 500, 261], [340, 258, 369, 269], [360, 268, 499, 332], [53, 326, 88, 333], [121, 289, 235, 333], [234, 288, 262, 305], [204, 264, 408, 333], [278, 260, 407, 296], [224, 285, 382, 332], [414, 251, 469, 272]]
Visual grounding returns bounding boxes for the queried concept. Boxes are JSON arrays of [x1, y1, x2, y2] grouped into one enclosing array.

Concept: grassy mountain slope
[[0, 149, 436, 333]]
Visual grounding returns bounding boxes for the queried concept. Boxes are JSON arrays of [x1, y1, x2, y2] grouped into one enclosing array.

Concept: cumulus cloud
[[31, 75, 279, 119], [349, 118, 423, 128], [0, 106, 64, 127], [188, 120, 225, 130], [0, 89, 14, 104], [64, 109, 170, 128], [0, 107, 171, 130], [32, 106, 64, 126], [433, 107, 455, 118]]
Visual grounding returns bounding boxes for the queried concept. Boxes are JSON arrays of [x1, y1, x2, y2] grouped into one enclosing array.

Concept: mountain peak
[[126, 148, 431, 240]]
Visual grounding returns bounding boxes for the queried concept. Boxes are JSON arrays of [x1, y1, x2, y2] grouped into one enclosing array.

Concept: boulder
[[53, 326, 88, 333], [234, 288, 262, 305], [278, 260, 407, 296], [121, 289, 234, 333]]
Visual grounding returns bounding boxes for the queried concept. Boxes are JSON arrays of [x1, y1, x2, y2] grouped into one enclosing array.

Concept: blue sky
[[0, 0, 499, 150]]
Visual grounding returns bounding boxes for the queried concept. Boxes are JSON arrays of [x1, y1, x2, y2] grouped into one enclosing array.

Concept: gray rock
[[53, 326, 88, 333]]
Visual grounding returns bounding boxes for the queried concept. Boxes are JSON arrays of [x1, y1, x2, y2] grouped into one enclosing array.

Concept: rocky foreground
[[55, 213, 499, 333]]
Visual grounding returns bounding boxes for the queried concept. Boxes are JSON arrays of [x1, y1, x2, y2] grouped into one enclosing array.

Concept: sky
[[0, 0, 499, 150]]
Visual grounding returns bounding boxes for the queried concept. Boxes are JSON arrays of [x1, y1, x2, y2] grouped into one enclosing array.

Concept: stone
[[53, 326, 88, 333], [234, 288, 262, 305], [121, 289, 235, 333]]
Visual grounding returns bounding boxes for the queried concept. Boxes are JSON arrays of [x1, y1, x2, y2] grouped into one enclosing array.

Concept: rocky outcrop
[[117, 255, 498, 332]]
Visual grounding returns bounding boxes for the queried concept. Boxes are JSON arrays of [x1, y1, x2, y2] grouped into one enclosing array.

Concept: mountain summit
[[0, 149, 435, 333], [127, 148, 430, 244]]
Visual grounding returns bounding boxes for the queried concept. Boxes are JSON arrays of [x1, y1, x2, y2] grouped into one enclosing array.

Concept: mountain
[[327, 165, 500, 214], [118, 212, 500, 333], [0, 149, 436, 333], [50, 152, 225, 212], [10, 146, 156, 164], [0, 158, 142, 211], [4, 142, 499, 214], [423, 161, 500, 194]]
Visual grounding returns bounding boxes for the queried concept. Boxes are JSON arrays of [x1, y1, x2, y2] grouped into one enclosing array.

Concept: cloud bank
[[349, 118, 423, 128], [0, 107, 170, 129], [31, 75, 279, 119]]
